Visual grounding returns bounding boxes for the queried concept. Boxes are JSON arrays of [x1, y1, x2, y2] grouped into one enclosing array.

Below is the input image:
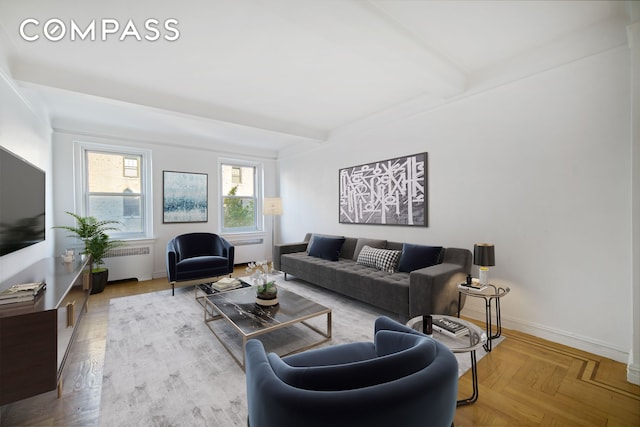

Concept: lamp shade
[[473, 243, 495, 267], [263, 197, 283, 216]]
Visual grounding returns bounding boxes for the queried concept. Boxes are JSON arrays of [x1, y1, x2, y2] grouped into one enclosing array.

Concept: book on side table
[[458, 283, 488, 292], [432, 317, 468, 337]]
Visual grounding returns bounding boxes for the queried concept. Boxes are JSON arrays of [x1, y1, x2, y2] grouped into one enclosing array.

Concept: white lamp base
[[479, 267, 489, 286]]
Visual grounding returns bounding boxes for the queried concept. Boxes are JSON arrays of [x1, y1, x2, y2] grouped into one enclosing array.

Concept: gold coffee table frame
[[204, 287, 332, 370]]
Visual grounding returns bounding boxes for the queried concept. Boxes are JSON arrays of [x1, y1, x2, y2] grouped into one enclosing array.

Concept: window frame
[[219, 158, 263, 234], [74, 142, 153, 240], [123, 156, 140, 178]]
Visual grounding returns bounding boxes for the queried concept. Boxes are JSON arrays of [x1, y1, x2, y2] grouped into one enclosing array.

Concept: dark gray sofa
[[274, 233, 472, 320]]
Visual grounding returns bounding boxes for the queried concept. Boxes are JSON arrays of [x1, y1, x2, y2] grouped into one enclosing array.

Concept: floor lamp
[[263, 197, 283, 264]]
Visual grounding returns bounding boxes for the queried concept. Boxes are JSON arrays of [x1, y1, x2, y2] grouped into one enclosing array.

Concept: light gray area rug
[[100, 276, 501, 426]]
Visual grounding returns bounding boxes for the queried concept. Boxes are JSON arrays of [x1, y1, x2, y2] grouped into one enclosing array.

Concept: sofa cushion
[[356, 245, 379, 269], [307, 234, 340, 252], [331, 259, 410, 314], [308, 236, 346, 261], [352, 238, 387, 261], [357, 245, 401, 273], [398, 243, 443, 272], [175, 256, 229, 280]]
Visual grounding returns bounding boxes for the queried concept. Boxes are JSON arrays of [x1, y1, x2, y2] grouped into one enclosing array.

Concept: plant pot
[[91, 268, 109, 294], [256, 286, 278, 307], [255, 293, 279, 307]]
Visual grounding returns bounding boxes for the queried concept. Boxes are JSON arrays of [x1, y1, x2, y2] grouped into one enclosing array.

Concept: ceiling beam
[[261, 0, 466, 98], [10, 58, 329, 144]]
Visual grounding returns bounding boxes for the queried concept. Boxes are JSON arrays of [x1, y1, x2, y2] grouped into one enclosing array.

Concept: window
[[221, 161, 260, 233], [231, 166, 242, 184], [123, 157, 139, 178], [77, 143, 152, 239]]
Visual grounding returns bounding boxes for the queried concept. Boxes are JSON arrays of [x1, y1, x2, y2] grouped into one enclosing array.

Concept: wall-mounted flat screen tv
[[0, 146, 45, 256]]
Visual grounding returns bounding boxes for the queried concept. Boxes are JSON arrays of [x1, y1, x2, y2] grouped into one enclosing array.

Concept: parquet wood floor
[[1, 268, 638, 426]]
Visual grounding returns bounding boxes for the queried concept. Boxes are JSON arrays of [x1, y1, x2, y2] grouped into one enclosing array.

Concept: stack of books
[[212, 277, 242, 291], [458, 282, 488, 292], [0, 281, 46, 306], [432, 317, 468, 337]]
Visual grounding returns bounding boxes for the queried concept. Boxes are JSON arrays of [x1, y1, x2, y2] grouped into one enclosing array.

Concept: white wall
[[51, 130, 278, 279], [627, 5, 640, 385], [279, 46, 633, 363], [0, 49, 52, 282]]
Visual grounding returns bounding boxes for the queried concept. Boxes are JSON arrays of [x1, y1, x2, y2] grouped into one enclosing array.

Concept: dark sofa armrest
[[408, 262, 469, 317], [273, 241, 308, 270], [219, 236, 235, 272], [166, 239, 178, 282]]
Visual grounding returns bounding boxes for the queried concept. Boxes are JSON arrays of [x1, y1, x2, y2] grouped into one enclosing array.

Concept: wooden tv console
[[0, 256, 91, 405]]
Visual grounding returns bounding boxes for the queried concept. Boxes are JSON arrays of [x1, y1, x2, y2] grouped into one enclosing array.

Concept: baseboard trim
[[461, 307, 630, 364], [153, 271, 169, 280], [627, 358, 640, 385]]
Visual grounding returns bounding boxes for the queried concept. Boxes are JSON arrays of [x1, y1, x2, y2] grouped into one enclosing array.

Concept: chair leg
[[172, 284, 175, 296]]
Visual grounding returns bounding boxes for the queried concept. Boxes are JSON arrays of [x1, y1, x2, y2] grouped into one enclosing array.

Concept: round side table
[[457, 284, 510, 351], [407, 315, 487, 406]]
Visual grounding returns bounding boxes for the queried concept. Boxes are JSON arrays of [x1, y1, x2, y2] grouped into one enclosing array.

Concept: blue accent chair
[[245, 316, 458, 427], [166, 233, 234, 295]]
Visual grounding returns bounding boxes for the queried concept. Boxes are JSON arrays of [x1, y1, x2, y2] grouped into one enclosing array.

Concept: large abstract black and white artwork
[[339, 153, 427, 226], [163, 171, 208, 223]]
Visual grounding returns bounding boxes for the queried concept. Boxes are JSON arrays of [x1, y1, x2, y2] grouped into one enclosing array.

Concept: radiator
[[103, 244, 154, 281], [229, 237, 266, 264]]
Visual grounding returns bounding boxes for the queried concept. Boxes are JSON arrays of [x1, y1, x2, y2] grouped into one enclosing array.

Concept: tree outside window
[[221, 163, 258, 232]]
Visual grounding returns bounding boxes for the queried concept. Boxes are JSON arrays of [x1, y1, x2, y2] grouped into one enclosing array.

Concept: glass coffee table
[[194, 279, 251, 307], [407, 315, 487, 406], [203, 286, 332, 370]]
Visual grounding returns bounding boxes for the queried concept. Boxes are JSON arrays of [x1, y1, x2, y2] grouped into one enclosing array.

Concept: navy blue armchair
[[245, 316, 458, 427], [166, 233, 234, 295]]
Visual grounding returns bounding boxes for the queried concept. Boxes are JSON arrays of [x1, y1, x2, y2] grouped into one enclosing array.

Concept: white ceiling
[[0, 0, 630, 156]]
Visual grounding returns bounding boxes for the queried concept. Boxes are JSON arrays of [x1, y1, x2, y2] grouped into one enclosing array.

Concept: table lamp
[[474, 243, 495, 286]]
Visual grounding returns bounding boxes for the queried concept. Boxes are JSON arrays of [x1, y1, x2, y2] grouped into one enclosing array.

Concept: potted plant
[[246, 261, 278, 306], [54, 212, 123, 294]]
